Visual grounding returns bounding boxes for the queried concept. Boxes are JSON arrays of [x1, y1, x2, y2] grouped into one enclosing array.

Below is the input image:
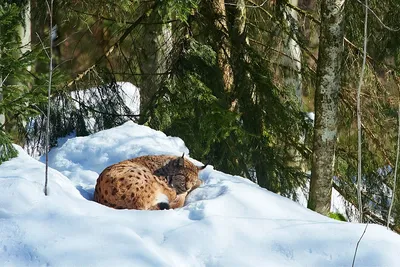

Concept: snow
[[25, 81, 140, 159], [71, 81, 140, 116], [1, 121, 400, 267], [69, 81, 140, 136]]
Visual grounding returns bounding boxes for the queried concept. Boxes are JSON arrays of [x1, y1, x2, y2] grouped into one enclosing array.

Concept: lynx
[[93, 154, 204, 210]]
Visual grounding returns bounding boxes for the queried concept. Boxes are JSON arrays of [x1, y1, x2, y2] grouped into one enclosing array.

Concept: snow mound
[[0, 121, 399, 267]]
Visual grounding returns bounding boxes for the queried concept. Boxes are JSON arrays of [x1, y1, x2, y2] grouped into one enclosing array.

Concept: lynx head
[[164, 153, 206, 194]]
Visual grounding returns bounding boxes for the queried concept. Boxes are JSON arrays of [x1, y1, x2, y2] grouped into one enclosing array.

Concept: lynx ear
[[178, 153, 185, 167]]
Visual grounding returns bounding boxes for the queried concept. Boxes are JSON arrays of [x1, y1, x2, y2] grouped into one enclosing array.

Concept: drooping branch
[[65, 2, 158, 89]]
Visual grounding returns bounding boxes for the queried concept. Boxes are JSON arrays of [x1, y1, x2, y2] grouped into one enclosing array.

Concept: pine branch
[[340, 91, 393, 166], [65, 2, 158, 89], [66, 91, 141, 118], [69, 8, 177, 25], [0, 131, 18, 165], [248, 37, 317, 63]]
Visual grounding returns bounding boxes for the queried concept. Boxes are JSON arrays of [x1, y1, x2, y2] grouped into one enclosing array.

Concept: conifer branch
[[340, 92, 393, 166], [65, 2, 157, 89], [70, 8, 177, 25], [354, 0, 400, 32]]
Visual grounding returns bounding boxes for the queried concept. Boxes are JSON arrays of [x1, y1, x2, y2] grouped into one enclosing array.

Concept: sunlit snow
[[0, 121, 399, 267]]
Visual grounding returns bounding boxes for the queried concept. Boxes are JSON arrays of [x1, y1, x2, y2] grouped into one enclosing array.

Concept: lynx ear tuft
[[178, 153, 185, 167]]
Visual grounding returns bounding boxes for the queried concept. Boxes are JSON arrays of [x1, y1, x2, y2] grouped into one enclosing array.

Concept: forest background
[[1, 0, 400, 232]]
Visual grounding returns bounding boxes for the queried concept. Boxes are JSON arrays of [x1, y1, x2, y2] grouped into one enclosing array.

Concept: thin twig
[[44, 0, 54, 196], [0, 73, 10, 87], [356, 0, 368, 223], [387, 101, 400, 229], [35, 33, 50, 59], [225, 0, 269, 8], [352, 220, 369, 267], [354, 0, 400, 32], [70, 8, 177, 25]]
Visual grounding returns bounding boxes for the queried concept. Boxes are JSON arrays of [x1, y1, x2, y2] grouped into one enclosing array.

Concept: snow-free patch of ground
[[1, 121, 400, 266]]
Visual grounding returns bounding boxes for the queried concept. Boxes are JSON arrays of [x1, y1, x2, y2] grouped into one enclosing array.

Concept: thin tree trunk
[[0, 43, 3, 126], [308, 0, 346, 215], [0, 78, 4, 127]]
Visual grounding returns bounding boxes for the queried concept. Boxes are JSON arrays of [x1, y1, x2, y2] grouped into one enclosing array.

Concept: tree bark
[[280, 0, 307, 174], [138, 10, 172, 109], [210, 0, 234, 101], [308, 0, 346, 215], [281, 0, 302, 104]]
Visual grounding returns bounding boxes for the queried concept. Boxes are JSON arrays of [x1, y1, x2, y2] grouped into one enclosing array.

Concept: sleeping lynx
[[93, 154, 204, 210]]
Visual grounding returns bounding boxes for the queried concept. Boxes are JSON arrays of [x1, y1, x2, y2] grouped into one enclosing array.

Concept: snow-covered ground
[[1, 121, 400, 267]]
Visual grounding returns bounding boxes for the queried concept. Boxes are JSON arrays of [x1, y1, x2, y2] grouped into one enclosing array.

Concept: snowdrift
[[0, 121, 399, 267]]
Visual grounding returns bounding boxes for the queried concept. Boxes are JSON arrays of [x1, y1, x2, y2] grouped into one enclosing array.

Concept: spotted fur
[[93, 155, 203, 210]]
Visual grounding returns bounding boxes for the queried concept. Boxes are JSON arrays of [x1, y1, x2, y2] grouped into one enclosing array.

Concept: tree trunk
[[308, 0, 346, 215], [19, 1, 31, 61], [138, 11, 172, 109], [210, 0, 234, 103], [281, 0, 302, 104], [280, 0, 308, 174]]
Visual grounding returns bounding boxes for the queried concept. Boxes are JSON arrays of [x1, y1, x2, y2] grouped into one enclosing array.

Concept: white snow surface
[[0, 121, 399, 267]]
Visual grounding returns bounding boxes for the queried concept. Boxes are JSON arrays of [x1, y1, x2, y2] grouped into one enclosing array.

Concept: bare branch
[[35, 32, 50, 59], [352, 220, 369, 267], [44, 0, 54, 196], [225, 0, 269, 8], [356, 0, 369, 223], [387, 86, 400, 229], [354, 0, 400, 32]]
